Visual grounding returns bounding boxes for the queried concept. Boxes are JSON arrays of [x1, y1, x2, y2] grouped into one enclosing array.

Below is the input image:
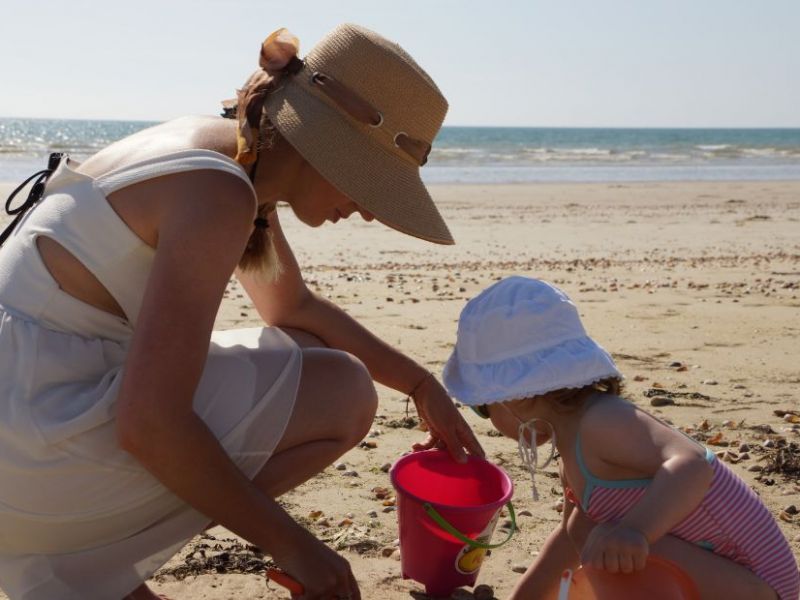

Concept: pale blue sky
[[1, 0, 798, 127]]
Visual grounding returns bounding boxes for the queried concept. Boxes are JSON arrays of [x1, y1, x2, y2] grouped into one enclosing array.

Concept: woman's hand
[[580, 522, 649, 574], [272, 526, 360, 600], [410, 375, 485, 463]]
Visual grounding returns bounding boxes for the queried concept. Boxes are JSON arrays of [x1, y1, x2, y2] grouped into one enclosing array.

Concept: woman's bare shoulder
[[77, 115, 235, 179]]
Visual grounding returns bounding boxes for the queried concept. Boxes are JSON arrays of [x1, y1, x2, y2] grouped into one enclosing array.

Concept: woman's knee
[[335, 352, 378, 442], [299, 348, 377, 443], [280, 327, 328, 348]]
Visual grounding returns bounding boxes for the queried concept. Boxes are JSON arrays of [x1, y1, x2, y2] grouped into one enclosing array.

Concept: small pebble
[[473, 584, 495, 600], [702, 379, 718, 385], [668, 361, 682, 368], [762, 440, 776, 449], [346, 512, 354, 519], [380, 462, 392, 473], [360, 440, 378, 449], [382, 506, 396, 513], [786, 505, 798, 515], [511, 564, 528, 574], [367, 510, 378, 518], [373, 486, 391, 499], [338, 518, 353, 527], [502, 519, 514, 529], [335, 462, 347, 471], [343, 470, 359, 477], [315, 517, 331, 527], [733, 384, 747, 389], [748, 464, 763, 472], [650, 396, 675, 407], [518, 510, 533, 517], [381, 547, 395, 557], [738, 443, 750, 453]]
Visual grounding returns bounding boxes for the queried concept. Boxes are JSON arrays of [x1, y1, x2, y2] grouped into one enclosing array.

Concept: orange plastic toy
[[558, 556, 700, 600], [266, 568, 304, 597]]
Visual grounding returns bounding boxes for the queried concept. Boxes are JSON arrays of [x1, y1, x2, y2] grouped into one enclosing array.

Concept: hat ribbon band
[[310, 71, 432, 166]]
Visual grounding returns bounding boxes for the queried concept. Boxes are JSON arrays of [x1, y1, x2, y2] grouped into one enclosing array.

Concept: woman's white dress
[[0, 150, 302, 599]]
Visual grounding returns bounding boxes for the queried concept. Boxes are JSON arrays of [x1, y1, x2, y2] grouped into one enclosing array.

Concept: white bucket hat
[[442, 276, 622, 407]]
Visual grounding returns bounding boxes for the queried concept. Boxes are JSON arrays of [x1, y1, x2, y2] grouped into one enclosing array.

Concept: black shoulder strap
[[0, 153, 65, 247]]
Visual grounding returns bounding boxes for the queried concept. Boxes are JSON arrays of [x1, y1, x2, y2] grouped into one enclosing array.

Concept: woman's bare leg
[[131, 330, 377, 599], [250, 344, 378, 496]]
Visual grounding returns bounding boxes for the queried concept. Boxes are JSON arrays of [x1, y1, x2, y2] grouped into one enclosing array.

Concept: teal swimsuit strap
[[575, 435, 717, 512], [575, 432, 653, 512]]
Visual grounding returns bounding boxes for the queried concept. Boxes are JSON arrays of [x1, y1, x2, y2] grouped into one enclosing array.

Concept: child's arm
[[579, 401, 714, 572], [509, 492, 581, 599]]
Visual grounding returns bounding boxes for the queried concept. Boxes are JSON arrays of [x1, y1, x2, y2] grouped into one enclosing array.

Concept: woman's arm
[[115, 172, 356, 596], [237, 210, 484, 461], [579, 401, 714, 571]]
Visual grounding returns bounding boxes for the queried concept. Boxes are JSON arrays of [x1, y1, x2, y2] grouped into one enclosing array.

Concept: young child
[[442, 276, 799, 600]]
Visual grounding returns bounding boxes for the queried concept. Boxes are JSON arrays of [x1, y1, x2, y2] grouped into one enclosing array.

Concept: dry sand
[[1, 180, 799, 598]]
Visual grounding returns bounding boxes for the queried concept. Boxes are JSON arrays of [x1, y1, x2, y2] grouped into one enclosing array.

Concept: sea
[[2, 117, 800, 184]]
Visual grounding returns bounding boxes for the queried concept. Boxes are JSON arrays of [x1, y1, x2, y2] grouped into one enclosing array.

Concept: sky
[[0, 0, 798, 127]]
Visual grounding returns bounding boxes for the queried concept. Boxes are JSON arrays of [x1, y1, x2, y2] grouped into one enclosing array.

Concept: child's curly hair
[[534, 377, 623, 413]]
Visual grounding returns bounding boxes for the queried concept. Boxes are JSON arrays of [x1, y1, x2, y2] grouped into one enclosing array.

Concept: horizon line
[[2, 115, 800, 130]]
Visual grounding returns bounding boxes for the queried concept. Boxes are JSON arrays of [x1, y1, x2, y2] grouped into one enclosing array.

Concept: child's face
[[488, 401, 553, 446]]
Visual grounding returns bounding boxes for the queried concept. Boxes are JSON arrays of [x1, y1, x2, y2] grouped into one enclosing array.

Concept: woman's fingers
[[458, 419, 485, 458], [411, 433, 438, 451], [438, 425, 468, 463]]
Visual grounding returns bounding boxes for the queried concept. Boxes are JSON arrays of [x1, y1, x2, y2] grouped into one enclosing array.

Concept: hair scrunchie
[[228, 28, 302, 166]]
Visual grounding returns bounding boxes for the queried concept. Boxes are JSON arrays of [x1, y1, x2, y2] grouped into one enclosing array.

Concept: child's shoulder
[[581, 393, 637, 425], [579, 394, 655, 444]]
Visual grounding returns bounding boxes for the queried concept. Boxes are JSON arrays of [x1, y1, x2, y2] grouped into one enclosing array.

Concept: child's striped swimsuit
[[565, 435, 799, 600]]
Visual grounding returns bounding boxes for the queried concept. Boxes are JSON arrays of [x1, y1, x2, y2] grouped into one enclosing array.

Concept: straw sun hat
[[255, 23, 453, 245], [443, 277, 623, 406]]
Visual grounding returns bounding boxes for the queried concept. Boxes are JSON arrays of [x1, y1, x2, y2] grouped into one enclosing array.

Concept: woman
[[0, 24, 483, 600]]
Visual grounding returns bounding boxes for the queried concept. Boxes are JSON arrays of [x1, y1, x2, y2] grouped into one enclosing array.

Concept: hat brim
[[442, 336, 623, 407], [265, 79, 454, 245]]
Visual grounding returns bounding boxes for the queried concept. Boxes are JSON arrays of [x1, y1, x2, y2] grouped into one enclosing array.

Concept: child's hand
[[580, 522, 649, 574]]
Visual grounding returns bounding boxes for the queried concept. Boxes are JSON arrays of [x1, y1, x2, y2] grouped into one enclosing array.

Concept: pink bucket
[[390, 450, 515, 597]]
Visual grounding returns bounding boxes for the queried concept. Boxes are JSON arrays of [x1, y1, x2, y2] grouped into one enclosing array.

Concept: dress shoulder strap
[[95, 149, 255, 197]]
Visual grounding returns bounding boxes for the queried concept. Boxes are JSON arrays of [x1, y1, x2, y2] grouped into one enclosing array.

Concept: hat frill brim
[[442, 336, 623, 407]]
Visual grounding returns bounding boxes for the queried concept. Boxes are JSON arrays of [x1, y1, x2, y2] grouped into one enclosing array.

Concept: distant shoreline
[[3, 118, 800, 184]]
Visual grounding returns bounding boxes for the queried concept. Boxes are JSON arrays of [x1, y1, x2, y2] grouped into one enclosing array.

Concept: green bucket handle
[[422, 501, 516, 550]]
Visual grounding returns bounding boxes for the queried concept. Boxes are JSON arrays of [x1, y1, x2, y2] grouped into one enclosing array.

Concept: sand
[[1, 180, 798, 598]]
